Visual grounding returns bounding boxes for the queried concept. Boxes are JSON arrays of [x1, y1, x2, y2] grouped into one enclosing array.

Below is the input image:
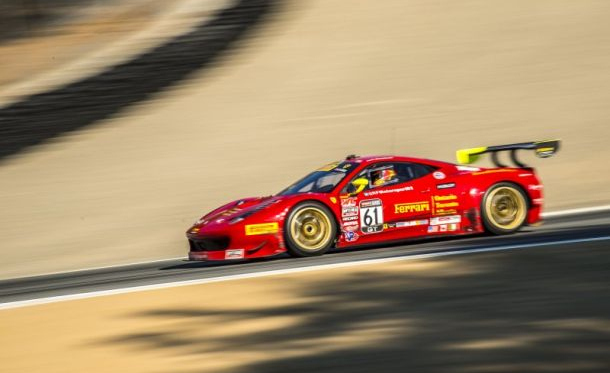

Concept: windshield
[[277, 161, 357, 196]]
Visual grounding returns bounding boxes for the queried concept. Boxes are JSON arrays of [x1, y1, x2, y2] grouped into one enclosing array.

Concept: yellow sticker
[[433, 194, 457, 201], [245, 222, 279, 236], [435, 201, 459, 208], [330, 197, 337, 204]]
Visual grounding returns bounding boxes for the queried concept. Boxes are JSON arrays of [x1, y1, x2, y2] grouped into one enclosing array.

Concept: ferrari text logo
[[394, 201, 430, 214]]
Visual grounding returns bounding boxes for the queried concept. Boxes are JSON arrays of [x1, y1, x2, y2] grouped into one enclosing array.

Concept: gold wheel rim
[[290, 207, 332, 251], [485, 186, 526, 230]]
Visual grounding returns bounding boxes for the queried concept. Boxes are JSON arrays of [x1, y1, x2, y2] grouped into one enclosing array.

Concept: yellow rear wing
[[456, 140, 560, 168]]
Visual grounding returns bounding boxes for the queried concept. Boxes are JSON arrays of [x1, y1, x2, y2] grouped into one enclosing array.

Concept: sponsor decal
[[342, 215, 358, 222], [395, 219, 429, 228], [189, 251, 208, 260], [330, 197, 337, 204], [342, 220, 359, 227], [394, 201, 430, 214], [435, 208, 458, 216], [364, 185, 413, 197], [341, 197, 357, 207], [437, 182, 456, 189], [342, 206, 359, 217], [334, 162, 354, 173], [433, 171, 446, 180], [436, 202, 459, 208], [360, 199, 384, 234], [343, 224, 359, 232], [341, 197, 359, 217], [433, 194, 457, 201], [345, 231, 359, 242], [383, 222, 397, 229], [245, 222, 279, 235], [428, 225, 439, 233], [360, 199, 381, 208], [440, 224, 448, 232], [318, 162, 339, 171], [447, 223, 459, 231], [430, 215, 461, 226], [456, 166, 480, 172], [433, 195, 459, 214], [225, 249, 245, 259]]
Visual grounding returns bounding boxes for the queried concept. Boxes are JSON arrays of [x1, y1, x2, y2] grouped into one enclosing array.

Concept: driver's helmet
[[372, 168, 397, 187]]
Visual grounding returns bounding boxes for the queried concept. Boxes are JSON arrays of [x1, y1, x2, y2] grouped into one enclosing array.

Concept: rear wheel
[[481, 182, 528, 235], [285, 202, 336, 257]]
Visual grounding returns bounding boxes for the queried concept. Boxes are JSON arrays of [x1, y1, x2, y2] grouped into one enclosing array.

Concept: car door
[[339, 162, 435, 244]]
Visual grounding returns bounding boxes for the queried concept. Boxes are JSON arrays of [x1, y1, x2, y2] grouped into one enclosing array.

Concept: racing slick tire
[[285, 201, 337, 257], [481, 182, 528, 235]]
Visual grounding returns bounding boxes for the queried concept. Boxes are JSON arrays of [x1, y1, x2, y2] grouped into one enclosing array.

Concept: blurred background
[[2, 1, 610, 372], [1, 0, 609, 278]]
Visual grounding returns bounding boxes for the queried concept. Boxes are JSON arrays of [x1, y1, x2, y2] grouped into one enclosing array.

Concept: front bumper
[[187, 232, 286, 261]]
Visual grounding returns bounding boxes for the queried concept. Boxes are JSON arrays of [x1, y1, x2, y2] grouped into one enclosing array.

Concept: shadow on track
[[99, 243, 610, 372]]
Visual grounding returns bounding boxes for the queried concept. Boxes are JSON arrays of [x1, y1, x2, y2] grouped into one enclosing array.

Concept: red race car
[[186, 140, 560, 261]]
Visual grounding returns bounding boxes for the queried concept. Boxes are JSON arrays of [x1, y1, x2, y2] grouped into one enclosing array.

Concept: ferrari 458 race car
[[186, 140, 560, 261]]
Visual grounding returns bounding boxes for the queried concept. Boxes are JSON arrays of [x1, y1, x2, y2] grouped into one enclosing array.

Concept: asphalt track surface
[[2, 211, 609, 306]]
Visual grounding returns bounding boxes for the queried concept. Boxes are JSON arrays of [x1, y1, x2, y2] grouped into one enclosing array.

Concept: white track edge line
[[4, 204, 610, 281], [2, 235, 609, 311], [541, 204, 610, 218]]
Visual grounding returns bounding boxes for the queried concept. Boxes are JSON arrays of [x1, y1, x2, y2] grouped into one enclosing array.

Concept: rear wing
[[456, 140, 560, 168]]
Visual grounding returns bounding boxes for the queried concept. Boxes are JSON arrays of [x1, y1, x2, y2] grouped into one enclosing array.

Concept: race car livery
[[186, 140, 560, 261]]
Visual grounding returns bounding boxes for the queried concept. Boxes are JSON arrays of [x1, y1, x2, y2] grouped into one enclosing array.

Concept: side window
[[342, 162, 436, 193], [395, 162, 436, 181], [369, 164, 399, 188]]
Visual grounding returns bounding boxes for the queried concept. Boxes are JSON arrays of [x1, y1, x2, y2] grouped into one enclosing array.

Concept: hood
[[192, 195, 292, 228], [189, 193, 330, 234]]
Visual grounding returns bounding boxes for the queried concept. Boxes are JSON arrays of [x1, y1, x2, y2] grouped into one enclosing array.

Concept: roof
[[347, 154, 455, 168]]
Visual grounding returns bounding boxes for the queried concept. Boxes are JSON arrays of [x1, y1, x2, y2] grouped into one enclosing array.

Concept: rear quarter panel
[[457, 168, 544, 226]]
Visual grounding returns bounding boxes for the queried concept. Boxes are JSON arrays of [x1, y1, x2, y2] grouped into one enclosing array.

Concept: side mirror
[[348, 178, 369, 196]]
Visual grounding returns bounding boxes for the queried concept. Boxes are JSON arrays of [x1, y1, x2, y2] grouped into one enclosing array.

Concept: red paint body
[[186, 156, 543, 261]]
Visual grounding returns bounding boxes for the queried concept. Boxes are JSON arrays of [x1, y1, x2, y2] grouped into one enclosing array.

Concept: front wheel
[[481, 182, 528, 235], [284, 202, 337, 257]]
